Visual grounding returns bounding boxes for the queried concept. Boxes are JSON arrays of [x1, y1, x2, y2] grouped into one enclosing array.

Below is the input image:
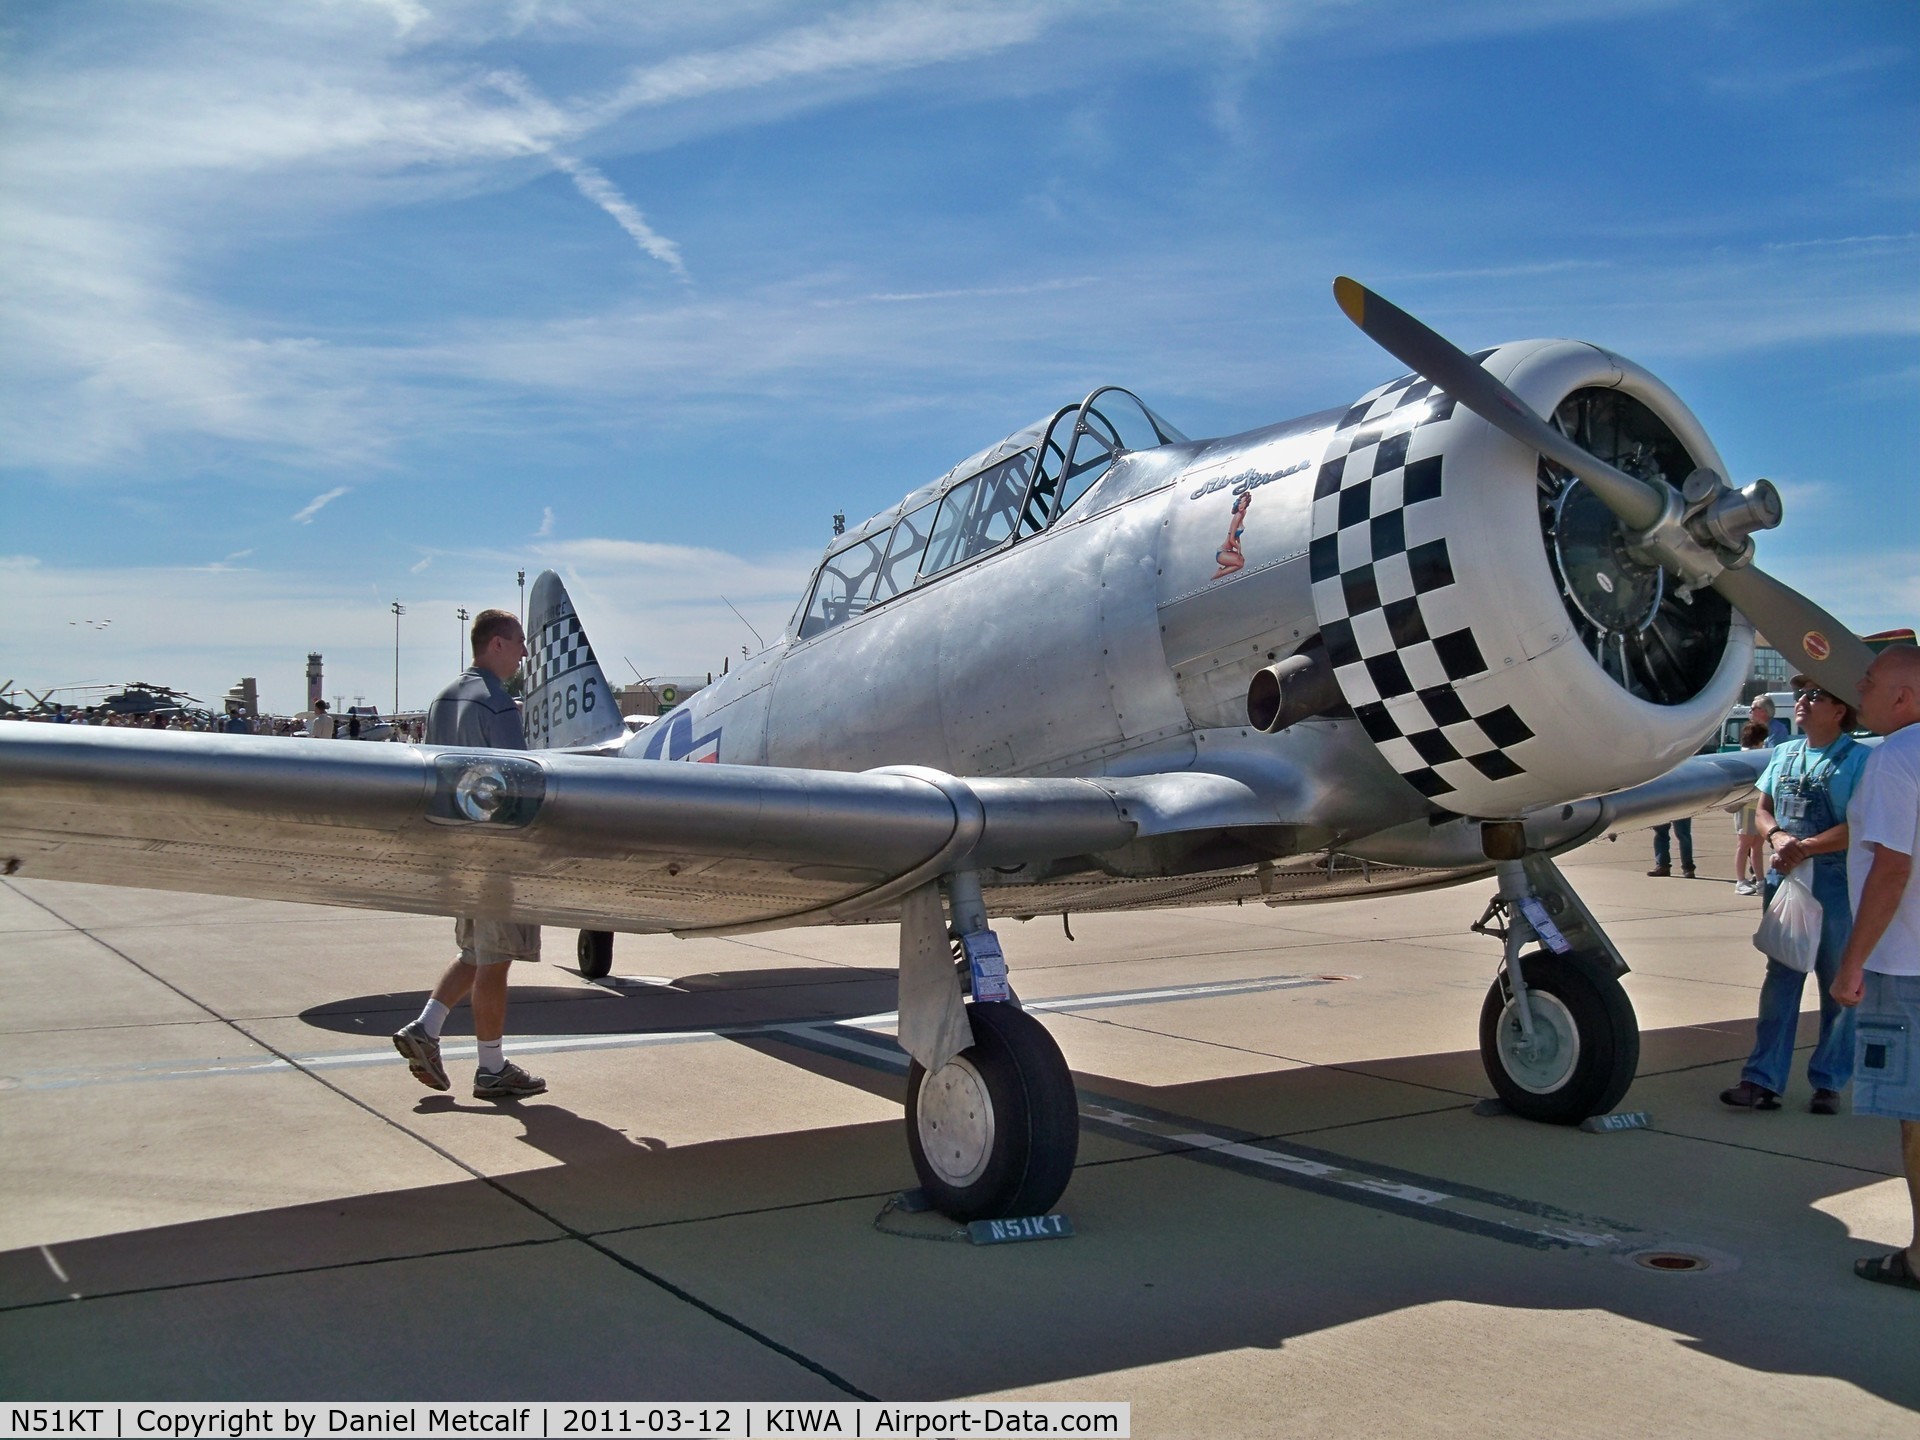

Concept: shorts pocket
[[1857, 1016, 1911, 1088]]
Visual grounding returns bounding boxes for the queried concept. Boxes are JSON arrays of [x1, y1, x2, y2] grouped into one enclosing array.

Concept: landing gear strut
[[900, 871, 1079, 1221], [1473, 833, 1639, 1123]]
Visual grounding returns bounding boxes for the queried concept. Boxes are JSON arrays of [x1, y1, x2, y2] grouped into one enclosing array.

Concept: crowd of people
[[1, 703, 429, 741]]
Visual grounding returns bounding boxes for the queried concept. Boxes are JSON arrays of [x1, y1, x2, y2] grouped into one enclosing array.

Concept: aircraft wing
[[0, 726, 1777, 936], [0, 726, 1174, 935]]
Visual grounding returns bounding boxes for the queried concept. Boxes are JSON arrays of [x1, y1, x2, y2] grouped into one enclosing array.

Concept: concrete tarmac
[[2, 826, 1916, 1435]]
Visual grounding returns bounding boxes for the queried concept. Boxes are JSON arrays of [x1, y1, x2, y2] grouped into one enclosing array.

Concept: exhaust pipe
[[1247, 649, 1342, 733]]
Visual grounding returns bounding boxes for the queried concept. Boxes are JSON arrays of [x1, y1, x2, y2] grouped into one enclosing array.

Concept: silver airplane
[[0, 281, 1874, 1223]]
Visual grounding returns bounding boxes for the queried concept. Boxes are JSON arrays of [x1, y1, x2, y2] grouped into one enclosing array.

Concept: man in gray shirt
[[392, 608, 548, 1100]]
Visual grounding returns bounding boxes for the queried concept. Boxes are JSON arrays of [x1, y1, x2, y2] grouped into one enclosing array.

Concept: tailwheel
[[1479, 950, 1639, 1123], [906, 1001, 1079, 1221], [576, 929, 614, 980]]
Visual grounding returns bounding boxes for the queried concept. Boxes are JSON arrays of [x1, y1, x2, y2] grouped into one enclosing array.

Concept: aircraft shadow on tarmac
[[296, 966, 902, 1038], [2, 1021, 1915, 1411]]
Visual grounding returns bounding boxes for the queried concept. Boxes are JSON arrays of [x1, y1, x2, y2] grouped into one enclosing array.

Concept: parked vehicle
[[342, 705, 394, 742]]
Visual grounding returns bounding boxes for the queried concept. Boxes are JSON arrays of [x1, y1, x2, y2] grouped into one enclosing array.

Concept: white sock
[[477, 1038, 505, 1073], [416, 998, 450, 1039]]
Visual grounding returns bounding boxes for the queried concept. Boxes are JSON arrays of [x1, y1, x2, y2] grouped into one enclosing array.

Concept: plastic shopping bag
[[1753, 866, 1822, 973]]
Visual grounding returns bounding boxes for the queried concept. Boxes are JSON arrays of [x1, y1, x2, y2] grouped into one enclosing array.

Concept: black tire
[[576, 929, 614, 980], [906, 1002, 1080, 1222], [1479, 950, 1639, 1124]]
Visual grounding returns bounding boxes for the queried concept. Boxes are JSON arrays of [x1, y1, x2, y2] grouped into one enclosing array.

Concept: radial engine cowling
[[1306, 340, 1753, 819]]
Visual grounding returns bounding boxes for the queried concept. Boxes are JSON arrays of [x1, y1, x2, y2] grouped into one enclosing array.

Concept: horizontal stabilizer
[[523, 570, 625, 750]]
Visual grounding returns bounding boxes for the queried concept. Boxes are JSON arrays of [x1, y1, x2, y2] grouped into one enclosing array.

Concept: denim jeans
[[1653, 819, 1693, 870], [1741, 864, 1856, 1094]]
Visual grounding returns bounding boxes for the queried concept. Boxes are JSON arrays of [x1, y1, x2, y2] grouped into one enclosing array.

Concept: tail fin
[[523, 570, 625, 750]]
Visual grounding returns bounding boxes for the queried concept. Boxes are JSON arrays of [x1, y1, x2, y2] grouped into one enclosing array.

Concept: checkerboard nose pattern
[[1307, 357, 1543, 811]]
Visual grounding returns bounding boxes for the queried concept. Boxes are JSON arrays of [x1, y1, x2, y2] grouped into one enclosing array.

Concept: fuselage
[[633, 394, 1425, 852], [634, 348, 1753, 858]]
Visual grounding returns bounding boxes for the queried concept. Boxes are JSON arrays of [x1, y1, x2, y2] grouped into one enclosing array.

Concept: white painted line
[[9, 972, 1344, 1093]]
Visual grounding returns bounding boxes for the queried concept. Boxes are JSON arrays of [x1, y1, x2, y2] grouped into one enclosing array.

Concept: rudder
[[523, 570, 625, 750]]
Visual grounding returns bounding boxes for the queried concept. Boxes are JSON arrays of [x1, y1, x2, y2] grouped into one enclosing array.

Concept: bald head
[[1857, 644, 1920, 736]]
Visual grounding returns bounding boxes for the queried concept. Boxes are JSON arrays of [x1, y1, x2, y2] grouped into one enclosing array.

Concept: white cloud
[[0, 2, 1067, 473], [588, 3, 1052, 120], [292, 486, 351, 524], [409, 555, 434, 573], [536, 506, 556, 538]]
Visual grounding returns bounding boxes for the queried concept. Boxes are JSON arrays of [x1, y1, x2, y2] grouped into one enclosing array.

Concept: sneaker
[[1810, 1089, 1842, 1116], [1647, 866, 1671, 877], [1734, 880, 1757, 896], [473, 1061, 547, 1100], [392, 1021, 448, 1092], [1719, 1080, 1780, 1110]]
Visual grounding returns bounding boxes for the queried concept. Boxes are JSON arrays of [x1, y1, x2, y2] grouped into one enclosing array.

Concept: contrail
[[549, 153, 688, 281], [292, 486, 349, 524]]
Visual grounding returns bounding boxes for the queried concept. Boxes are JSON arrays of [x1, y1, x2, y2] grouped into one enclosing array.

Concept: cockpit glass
[[798, 530, 888, 639], [876, 500, 937, 601], [792, 392, 1182, 642], [918, 450, 1035, 581], [1050, 389, 1181, 526]]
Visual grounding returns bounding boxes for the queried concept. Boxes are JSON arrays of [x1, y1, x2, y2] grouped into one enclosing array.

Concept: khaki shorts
[[455, 916, 541, 967]]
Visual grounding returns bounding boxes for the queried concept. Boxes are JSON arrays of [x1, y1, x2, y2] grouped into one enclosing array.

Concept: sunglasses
[[1795, 689, 1839, 704]]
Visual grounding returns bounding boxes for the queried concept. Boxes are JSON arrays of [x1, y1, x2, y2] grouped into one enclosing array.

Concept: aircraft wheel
[[576, 929, 614, 980], [906, 1001, 1079, 1222], [1479, 950, 1638, 1124]]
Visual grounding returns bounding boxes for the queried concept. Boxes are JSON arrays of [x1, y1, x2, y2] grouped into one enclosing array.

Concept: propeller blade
[[1332, 275, 1876, 696], [1710, 565, 1876, 697], [1333, 277, 1665, 530]]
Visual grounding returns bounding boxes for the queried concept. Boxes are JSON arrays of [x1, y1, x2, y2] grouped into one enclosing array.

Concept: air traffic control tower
[[306, 653, 323, 711]]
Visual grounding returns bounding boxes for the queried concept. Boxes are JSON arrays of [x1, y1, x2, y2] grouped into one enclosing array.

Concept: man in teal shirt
[[1721, 684, 1871, 1112]]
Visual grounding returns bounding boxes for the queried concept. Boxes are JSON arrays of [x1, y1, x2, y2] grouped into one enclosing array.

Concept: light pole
[[390, 600, 405, 715], [517, 569, 526, 634], [456, 607, 469, 672]]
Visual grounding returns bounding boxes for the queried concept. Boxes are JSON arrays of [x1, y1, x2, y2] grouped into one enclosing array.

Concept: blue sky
[[2, 0, 1915, 714]]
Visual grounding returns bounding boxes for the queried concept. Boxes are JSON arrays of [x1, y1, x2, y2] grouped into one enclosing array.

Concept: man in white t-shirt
[[1832, 644, 1920, 1292]]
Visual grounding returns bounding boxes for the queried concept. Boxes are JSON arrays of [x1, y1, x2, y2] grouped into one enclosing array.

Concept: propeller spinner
[[1332, 277, 1873, 696]]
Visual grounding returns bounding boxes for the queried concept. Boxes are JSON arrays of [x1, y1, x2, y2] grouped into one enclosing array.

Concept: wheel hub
[[1496, 989, 1581, 1094], [916, 1055, 995, 1188]]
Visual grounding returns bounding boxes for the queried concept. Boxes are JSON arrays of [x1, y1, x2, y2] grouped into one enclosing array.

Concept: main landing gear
[[1473, 830, 1640, 1124], [901, 872, 1080, 1221], [576, 929, 614, 980], [907, 1001, 1079, 1220]]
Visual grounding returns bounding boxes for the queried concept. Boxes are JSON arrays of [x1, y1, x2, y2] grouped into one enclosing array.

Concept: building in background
[[1746, 642, 1789, 700], [223, 677, 258, 718], [306, 653, 324, 711], [615, 676, 709, 719]]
